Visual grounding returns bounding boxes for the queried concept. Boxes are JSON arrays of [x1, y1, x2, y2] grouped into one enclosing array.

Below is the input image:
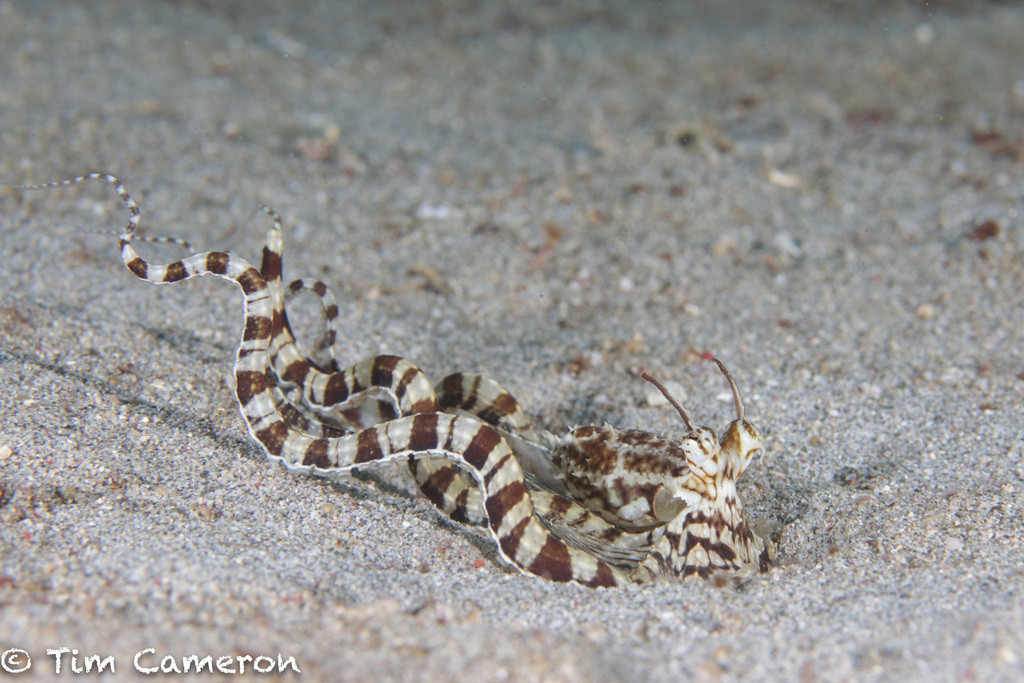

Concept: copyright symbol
[[1, 648, 31, 674]]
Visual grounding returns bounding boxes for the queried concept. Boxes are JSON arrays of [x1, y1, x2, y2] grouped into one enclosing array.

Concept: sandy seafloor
[[1, 1, 1023, 680]]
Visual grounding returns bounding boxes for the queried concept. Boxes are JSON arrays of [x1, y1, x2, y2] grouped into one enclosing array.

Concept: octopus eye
[[653, 486, 686, 522]]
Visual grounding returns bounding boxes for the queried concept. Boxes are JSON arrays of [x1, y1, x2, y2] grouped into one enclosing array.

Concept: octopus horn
[[639, 369, 696, 432], [709, 357, 744, 421]]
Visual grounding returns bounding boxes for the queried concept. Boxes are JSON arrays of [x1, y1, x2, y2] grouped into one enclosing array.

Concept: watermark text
[[1, 646, 301, 675]]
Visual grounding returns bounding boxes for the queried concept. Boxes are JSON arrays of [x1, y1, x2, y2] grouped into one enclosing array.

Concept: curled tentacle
[[12, 173, 778, 586], [40, 174, 629, 587]]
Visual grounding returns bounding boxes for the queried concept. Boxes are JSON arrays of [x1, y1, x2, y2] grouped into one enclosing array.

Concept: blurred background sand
[[2, 1, 1023, 679]]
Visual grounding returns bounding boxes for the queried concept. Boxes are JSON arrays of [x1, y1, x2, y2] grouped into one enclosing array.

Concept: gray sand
[[2, 1, 1023, 680]]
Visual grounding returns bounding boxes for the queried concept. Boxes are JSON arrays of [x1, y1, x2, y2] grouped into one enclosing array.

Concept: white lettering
[[182, 655, 214, 673], [160, 654, 182, 673], [134, 648, 157, 674], [215, 655, 236, 674], [128, 648, 300, 674], [83, 654, 116, 673], [278, 654, 302, 673], [46, 648, 72, 674], [253, 655, 274, 673]]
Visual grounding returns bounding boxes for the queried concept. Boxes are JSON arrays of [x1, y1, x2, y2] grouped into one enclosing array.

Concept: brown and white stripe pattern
[[410, 371, 555, 525], [260, 272, 661, 573], [256, 223, 497, 524], [629, 367, 776, 581], [632, 418, 775, 581], [257, 222, 495, 524], [257, 226, 560, 526], [257, 216, 439, 424], [530, 489, 661, 569], [548, 426, 692, 532], [282, 277, 343, 372], [17, 174, 630, 587], [254, 409, 625, 586], [14, 173, 778, 587], [259, 262, 540, 443]]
